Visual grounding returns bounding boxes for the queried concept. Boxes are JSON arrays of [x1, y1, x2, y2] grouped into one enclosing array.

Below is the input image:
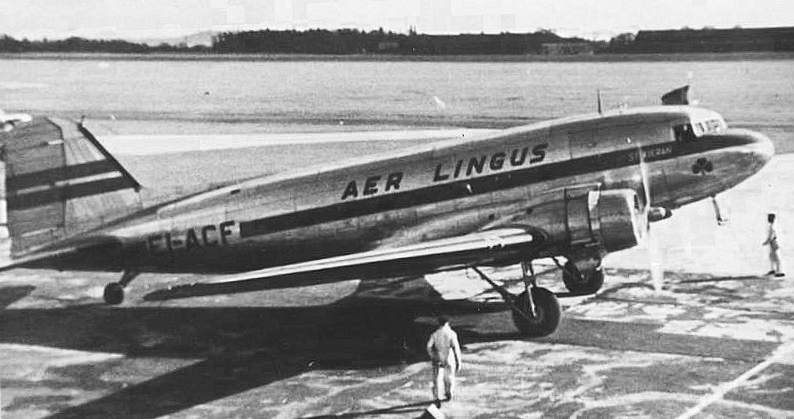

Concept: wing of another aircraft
[[154, 228, 537, 298]]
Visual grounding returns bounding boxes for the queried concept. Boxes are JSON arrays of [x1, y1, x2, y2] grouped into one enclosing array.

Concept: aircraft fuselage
[[40, 106, 773, 274]]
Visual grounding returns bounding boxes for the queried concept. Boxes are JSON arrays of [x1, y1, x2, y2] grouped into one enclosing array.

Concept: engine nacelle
[[502, 188, 645, 256], [593, 190, 646, 253]]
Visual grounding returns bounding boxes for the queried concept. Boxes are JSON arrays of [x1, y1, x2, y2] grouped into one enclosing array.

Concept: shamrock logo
[[691, 157, 713, 175]]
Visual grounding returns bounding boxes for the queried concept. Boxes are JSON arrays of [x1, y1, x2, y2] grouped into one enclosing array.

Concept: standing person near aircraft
[[763, 213, 785, 277], [426, 316, 462, 408]]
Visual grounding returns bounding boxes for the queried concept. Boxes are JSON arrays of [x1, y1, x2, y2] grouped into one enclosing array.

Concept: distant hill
[[140, 30, 215, 47]]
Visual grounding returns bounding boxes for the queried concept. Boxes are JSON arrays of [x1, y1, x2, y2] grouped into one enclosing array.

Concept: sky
[[2, 0, 793, 41]]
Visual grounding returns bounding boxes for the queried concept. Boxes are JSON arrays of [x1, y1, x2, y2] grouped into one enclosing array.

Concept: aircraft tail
[[0, 117, 142, 256]]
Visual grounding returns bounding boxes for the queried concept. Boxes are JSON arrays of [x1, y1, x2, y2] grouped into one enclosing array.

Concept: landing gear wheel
[[511, 287, 561, 337], [103, 283, 124, 305], [562, 261, 604, 295]]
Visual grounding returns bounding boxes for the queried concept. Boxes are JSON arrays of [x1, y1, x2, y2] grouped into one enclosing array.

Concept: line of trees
[[211, 28, 586, 55], [2, 26, 792, 55], [0, 35, 208, 53], [0, 29, 591, 55], [604, 27, 794, 53]]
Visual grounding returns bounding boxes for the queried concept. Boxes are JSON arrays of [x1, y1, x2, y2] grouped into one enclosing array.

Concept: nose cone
[[753, 131, 775, 166], [727, 128, 775, 174], [695, 128, 775, 197]]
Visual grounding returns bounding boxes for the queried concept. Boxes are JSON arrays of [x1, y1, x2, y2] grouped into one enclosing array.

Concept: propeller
[[631, 138, 666, 292]]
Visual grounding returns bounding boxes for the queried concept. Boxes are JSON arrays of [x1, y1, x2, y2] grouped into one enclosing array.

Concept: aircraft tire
[[511, 287, 561, 337], [562, 261, 604, 295], [103, 283, 124, 305]]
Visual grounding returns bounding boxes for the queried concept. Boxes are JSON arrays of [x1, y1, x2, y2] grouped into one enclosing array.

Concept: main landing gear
[[103, 270, 139, 305], [473, 262, 561, 337], [555, 258, 604, 295]]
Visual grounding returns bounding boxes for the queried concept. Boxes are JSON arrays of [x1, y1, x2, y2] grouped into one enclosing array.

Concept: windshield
[[674, 116, 726, 142], [693, 117, 726, 136], [673, 123, 697, 142]]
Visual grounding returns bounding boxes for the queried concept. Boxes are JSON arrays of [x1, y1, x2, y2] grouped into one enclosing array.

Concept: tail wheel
[[562, 261, 605, 295], [511, 287, 561, 337], [103, 283, 124, 305]]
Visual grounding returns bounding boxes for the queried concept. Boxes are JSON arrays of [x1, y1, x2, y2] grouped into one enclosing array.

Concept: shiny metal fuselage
[[53, 106, 772, 273]]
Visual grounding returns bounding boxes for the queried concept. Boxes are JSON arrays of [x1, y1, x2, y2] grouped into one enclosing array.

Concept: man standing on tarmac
[[763, 213, 785, 277], [426, 316, 462, 408]]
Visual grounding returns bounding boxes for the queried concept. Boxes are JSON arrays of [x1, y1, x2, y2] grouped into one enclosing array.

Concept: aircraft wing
[[216, 227, 535, 283], [167, 227, 537, 295]]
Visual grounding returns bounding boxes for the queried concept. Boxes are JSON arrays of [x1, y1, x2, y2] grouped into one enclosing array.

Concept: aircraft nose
[[742, 128, 774, 168], [751, 130, 775, 166], [722, 128, 775, 171]]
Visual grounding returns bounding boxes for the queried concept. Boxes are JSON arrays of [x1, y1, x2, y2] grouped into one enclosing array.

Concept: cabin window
[[673, 123, 697, 142]]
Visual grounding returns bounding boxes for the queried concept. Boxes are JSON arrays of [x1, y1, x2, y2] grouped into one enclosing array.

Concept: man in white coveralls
[[764, 213, 785, 277], [426, 316, 462, 408]]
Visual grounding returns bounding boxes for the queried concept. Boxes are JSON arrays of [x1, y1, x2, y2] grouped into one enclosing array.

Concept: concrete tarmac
[[1, 155, 793, 418]]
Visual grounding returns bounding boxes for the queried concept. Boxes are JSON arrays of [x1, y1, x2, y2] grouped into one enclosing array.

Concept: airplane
[[0, 87, 774, 337]]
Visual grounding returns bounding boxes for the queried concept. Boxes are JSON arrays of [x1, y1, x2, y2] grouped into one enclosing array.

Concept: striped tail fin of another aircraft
[[0, 117, 142, 256]]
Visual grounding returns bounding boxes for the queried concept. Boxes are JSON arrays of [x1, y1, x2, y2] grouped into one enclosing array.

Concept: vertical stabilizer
[[661, 85, 690, 105], [0, 117, 142, 255]]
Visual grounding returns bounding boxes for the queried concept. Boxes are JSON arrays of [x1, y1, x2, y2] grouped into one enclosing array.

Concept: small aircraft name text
[[147, 220, 237, 253]]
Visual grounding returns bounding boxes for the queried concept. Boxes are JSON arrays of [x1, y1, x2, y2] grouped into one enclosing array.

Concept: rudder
[[0, 117, 142, 255]]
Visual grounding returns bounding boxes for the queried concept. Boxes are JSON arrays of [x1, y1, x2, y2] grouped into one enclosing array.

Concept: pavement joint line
[[594, 296, 691, 306], [544, 340, 762, 363], [673, 339, 794, 419], [594, 295, 794, 315]]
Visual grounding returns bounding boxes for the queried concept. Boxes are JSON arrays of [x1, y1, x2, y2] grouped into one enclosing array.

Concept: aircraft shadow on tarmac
[[0, 273, 779, 419], [0, 279, 512, 419]]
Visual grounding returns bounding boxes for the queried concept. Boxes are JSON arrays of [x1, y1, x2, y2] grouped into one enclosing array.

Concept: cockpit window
[[673, 123, 697, 142], [695, 118, 725, 137], [674, 116, 726, 142]]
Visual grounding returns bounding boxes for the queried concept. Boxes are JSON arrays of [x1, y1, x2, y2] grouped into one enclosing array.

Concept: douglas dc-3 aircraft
[[0, 88, 773, 337]]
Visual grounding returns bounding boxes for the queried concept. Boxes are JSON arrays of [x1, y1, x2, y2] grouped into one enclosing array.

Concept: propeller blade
[[638, 146, 652, 210], [647, 226, 665, 292], [634, 140, 666, 291]]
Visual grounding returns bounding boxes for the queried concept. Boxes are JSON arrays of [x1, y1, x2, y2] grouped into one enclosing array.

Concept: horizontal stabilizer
[[0, 235, 123, 272]]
